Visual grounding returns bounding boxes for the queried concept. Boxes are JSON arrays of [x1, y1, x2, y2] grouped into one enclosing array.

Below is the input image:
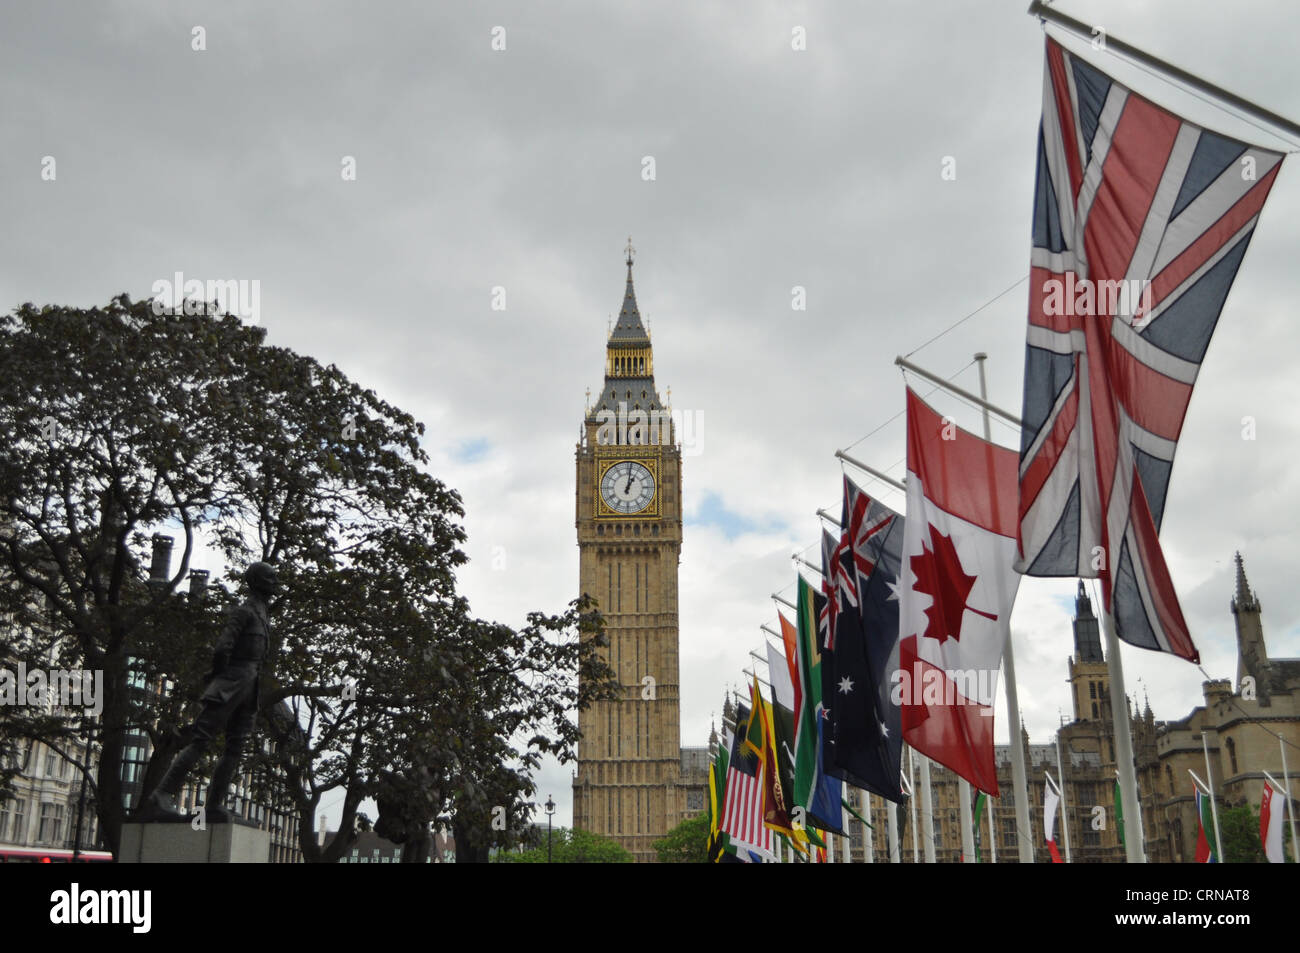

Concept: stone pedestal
[[120, 819, 271, 863]]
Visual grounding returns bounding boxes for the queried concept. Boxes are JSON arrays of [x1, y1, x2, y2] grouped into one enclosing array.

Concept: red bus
[[0, 847, 114, 863]]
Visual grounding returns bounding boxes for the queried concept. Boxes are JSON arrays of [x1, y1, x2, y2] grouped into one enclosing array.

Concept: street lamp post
[[545, 796, 555, 863]]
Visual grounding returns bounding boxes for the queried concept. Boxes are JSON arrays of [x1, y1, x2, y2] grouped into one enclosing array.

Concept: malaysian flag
[[1016, 37, 1284, 661], [720, 701, 775, 861]]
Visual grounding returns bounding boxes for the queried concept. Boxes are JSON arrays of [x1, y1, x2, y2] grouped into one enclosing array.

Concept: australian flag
[[824, 475, 906, 803]]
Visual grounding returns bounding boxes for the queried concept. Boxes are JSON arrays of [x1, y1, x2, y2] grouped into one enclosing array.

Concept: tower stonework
[[573, 246, 686, 862], [1231, 551, 1271, 704], [1067, 581, 1111, 725]]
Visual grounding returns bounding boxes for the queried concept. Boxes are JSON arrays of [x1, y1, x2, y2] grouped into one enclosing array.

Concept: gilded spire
[[591, 241, 665, 420]]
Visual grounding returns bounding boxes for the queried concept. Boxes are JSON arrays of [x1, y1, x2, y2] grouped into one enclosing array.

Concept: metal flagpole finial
[[625, 236, 635, 267]]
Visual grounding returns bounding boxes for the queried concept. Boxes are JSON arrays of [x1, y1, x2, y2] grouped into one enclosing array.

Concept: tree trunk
[[95, 648, 128, 856], [453, 814, 490, 863]]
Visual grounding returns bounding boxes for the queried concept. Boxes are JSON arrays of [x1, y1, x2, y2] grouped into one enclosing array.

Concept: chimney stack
[[188, 569, 209, 599], [149, 534, 174, 585]]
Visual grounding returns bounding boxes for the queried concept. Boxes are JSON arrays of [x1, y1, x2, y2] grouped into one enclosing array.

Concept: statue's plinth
[[120, 818, 270, 863]]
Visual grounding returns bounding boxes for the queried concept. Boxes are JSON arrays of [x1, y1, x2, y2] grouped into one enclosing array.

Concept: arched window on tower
[[1225, 737, 1237, 775]]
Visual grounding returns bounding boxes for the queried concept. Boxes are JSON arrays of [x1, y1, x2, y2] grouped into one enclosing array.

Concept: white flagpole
[[959, 778, 977, 863], [1201, 731, 1225, 863], [1103, 610, 1146, 863], [861, 790, 874, 863], [919, 755, 936, 863], [887, 798, 900, 863], [1027, 0, 1300, 142], [1282, 738, 1299, 863], [908, 749, 920, 863], [1055, 731, 1073, 863], [973, 352, 1035, 865], [989, 797, 998, 864], [870, 354, 1032, 864]]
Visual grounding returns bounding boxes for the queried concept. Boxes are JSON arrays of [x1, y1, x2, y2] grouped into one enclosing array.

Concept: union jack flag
[[1016, 38, 1284, 661]]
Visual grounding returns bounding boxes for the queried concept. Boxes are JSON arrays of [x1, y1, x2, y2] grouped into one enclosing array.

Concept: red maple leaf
[[910, 523, 996, 644]]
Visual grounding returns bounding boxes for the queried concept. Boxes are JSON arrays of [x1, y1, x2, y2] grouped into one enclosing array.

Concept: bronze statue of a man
[[141, 561, 279, 822]]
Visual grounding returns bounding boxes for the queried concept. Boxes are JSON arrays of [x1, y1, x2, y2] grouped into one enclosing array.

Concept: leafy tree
[[654, 810, 711, 862], [348, 596, 618, 863], [0, 297, 283, 852], [0, 296, 617, 859], [494, 826, 633, 863], [1219, 804, 1267, 863]]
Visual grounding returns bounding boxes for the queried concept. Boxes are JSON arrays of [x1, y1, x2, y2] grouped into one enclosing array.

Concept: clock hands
[[603, 461, 652, 512]]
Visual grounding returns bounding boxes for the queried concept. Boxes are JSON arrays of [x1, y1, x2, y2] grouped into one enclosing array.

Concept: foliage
[[654, 810, 711, 862], [1218, 803, 1267, 863], [493, 826, 633, 863], [0, 296, 618, 859]]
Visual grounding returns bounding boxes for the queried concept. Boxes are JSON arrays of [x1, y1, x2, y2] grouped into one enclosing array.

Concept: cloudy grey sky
[[4, 1, 1298, 830]]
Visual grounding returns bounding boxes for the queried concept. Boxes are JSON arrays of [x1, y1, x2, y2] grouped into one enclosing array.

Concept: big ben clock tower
[[573, 241, 686, 862]]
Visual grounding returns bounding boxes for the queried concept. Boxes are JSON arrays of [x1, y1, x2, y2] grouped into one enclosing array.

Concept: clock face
[[600, 460, 656, 515]]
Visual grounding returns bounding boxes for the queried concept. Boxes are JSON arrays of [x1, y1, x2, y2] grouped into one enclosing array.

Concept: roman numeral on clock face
[[601, 460, 655, 514]]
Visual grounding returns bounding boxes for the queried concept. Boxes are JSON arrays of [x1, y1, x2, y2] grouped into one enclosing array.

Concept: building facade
[[0, 734, 102, 857], [323, 828, 455, 863], [0, 601, 104, 858], [572, 246, 702, 862]]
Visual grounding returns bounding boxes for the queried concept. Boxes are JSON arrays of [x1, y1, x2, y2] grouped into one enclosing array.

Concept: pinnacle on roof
[[608, 236, 650, 345], [1072, 579, 1104, 663], [1232, 551, 1260, 613], [1075, 579, 1095, 618]]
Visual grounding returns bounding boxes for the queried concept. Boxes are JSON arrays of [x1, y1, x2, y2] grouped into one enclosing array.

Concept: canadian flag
[[1260, 782, 1286, 864], [898, 388, 1021, 794]]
